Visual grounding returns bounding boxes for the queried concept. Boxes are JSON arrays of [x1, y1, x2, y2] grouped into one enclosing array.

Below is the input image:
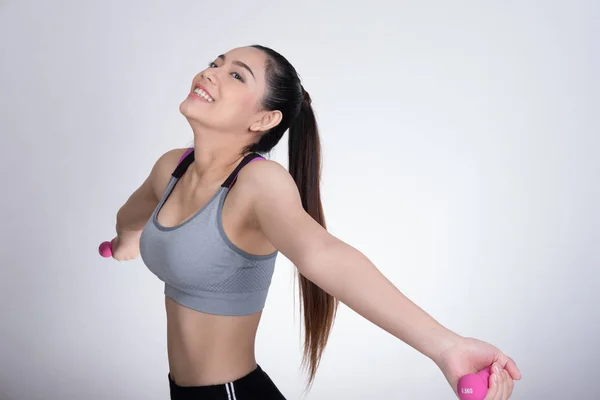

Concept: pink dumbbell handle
[[98, 241, 113, 258], [457, 366, 492, 400]]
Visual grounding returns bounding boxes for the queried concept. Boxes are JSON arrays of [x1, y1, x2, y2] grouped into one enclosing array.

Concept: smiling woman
[[105, 44, 521, 400]]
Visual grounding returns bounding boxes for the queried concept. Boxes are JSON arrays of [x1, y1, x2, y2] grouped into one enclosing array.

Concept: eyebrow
[[217, 54, 255, 79]]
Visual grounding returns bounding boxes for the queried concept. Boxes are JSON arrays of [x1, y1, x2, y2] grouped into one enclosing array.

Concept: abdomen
[[165, 296, 263, 386]]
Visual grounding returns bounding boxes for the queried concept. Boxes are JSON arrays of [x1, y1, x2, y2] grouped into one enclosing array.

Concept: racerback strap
[[222, 153, 265, 188], [172, 148, 195, 178], [171, 148, 264, 186]]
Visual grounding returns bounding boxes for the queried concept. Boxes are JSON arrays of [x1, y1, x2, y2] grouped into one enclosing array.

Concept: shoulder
[[234, 157, 330, 268], [149, 147, 190, 196], [236, 157, 300, 203], [154, 147, 190, 172]]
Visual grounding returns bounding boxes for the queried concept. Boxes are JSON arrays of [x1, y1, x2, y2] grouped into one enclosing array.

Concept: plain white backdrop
[[0, 0, 598, 399]]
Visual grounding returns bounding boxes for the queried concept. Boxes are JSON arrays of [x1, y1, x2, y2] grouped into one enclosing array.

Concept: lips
[[192, 84, 214, 102]]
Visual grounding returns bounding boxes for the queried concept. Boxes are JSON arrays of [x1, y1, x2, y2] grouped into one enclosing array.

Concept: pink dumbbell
[[98, 241, 113, 258], [457, 366, 491, 400]]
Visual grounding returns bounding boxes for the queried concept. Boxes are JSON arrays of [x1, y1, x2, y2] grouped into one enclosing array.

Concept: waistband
[[168, 364, 264, 397]]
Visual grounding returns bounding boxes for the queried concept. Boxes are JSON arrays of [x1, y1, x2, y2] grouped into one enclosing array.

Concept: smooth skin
[[111, 46, 521, 397]]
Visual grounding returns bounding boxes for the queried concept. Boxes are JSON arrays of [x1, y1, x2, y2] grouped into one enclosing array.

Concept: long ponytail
[[245, 44, 339, 389], [289, 88, 339, 387]]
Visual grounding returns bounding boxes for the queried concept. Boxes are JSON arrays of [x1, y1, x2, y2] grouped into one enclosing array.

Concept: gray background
[[0, 0, 598, 399]]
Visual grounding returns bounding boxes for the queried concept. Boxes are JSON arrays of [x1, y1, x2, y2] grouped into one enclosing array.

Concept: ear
[[249, 110, 283, 133]]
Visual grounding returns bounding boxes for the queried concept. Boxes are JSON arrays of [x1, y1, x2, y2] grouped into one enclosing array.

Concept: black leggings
[[169, 365, 287, 399]]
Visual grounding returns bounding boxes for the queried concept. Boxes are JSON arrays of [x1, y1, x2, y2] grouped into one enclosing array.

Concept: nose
[[202, 69, 216, 85]]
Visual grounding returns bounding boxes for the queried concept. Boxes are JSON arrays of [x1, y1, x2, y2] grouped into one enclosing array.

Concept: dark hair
[[241, 44, 339, 388]]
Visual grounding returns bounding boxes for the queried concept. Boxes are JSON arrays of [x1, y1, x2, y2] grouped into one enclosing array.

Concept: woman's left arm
[[241, 160, 459, 362], [241, 161, 521, 397]]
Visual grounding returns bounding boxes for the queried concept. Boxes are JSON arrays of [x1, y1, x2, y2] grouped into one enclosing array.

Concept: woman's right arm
[[112, 148, 188, 259]]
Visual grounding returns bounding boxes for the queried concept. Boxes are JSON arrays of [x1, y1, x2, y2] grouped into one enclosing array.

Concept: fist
[[110, 235, 140, 261]]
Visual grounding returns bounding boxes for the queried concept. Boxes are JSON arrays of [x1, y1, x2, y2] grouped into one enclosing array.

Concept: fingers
[[504, 369, 514, 398], [505, 357, 521, 380], [489, 365, 515, 400], [484, 366, 499, 400], [484, 363, 516, 400], [495, 366, 505, 400], [110, 237, 138, 261], [110, 237, 119, 260], [497, 354, 521, 380]]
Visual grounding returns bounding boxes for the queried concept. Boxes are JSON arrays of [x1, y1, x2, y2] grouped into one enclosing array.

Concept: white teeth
[[193, 88, 213, 102]]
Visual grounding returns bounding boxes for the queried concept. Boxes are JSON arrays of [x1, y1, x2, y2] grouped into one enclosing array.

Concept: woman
[[109, 44, 521, 399]]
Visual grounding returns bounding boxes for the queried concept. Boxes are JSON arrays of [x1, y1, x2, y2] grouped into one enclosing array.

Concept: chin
[[179, 97, 200, 118], [180, 101, 214, 129], [179, 99, 189, 116]]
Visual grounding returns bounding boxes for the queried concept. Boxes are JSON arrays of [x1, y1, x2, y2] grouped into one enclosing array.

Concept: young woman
[[109, 44, 521, 399]]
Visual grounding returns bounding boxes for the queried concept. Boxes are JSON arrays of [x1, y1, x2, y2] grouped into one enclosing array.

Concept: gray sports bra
[[139, 149, 278, 316]]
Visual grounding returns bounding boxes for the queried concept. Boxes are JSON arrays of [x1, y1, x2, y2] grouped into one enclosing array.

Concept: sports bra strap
[[170, 149, 264, 185], [172, 148, 195, 178], [221, 153, 265, 188], [178, 147, 194, 164]]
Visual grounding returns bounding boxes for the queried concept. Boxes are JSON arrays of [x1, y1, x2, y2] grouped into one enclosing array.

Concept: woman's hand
[[110, 231, 141, 261], [435, 336, 522, 399]]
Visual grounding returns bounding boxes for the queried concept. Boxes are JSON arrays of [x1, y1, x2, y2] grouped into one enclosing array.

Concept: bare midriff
[[165, 296, 263, 386]]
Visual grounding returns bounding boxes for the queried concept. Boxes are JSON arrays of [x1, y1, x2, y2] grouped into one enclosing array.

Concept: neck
[[187, 123, 251, 185]]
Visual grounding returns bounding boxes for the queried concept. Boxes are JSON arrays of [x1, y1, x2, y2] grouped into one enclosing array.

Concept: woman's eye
[[206, 62, 243, 82]]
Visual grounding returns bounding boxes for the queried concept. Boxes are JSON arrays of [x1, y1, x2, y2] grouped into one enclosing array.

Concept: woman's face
[[179, 46, 280, 135]]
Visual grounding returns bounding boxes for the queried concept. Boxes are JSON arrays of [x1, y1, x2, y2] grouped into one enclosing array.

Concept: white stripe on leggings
[[225, 382, 237, 400], [230, 382, 237, 399]]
